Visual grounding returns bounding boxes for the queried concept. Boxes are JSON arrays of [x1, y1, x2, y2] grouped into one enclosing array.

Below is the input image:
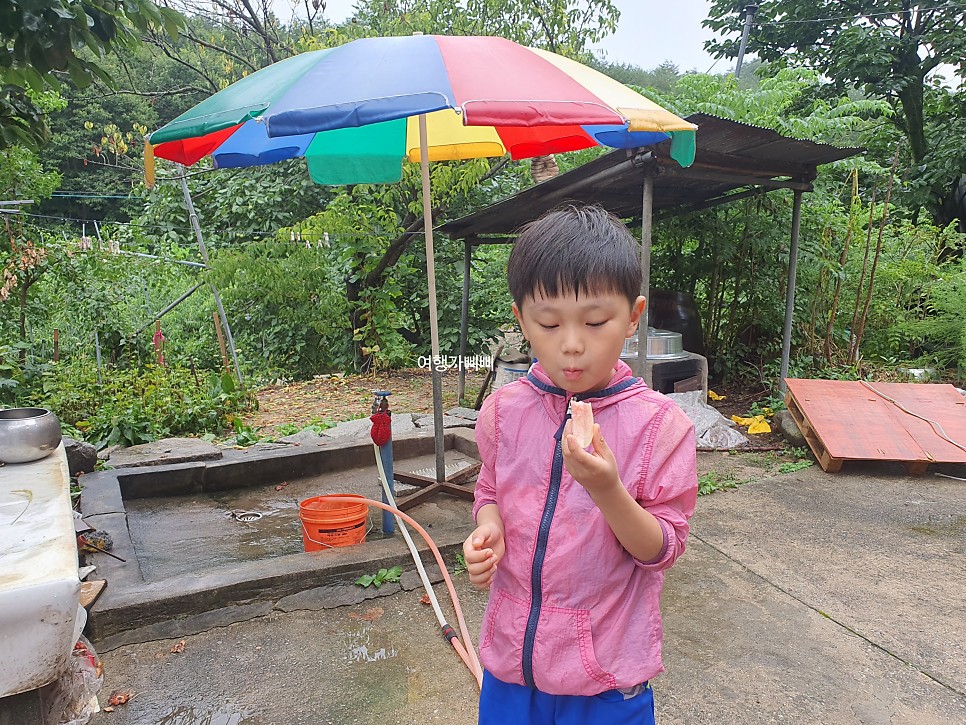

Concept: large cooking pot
[[621, 328, 688, 360], [0, 408, 63, 464]]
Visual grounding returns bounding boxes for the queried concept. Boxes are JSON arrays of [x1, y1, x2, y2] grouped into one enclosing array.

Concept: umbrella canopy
[[149, 35, 696, 179], [147, 34, 698, 486]]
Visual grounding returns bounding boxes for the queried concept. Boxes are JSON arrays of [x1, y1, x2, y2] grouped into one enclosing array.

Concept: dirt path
[[246, 368, 787, 449], [247, 368, 490, 436]]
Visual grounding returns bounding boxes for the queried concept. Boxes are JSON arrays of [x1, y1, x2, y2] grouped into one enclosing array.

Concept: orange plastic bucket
[[299, 494, 369, 551]]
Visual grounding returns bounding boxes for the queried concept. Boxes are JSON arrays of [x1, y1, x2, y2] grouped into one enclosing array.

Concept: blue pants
[[478, 670, 655, 725]]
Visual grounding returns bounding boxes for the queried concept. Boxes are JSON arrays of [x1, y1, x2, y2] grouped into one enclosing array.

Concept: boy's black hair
[[507, 204, 642, 308]]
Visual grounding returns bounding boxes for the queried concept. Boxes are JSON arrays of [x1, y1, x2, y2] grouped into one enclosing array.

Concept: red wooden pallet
[[784, 379, 966, 474]]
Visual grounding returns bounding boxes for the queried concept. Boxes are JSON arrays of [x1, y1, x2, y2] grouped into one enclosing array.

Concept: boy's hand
[[462, 522, 505, 590], [563, 421, 622, 496]]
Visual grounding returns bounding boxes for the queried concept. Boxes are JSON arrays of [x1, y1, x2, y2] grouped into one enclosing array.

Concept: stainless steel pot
[[0, 408, 63, 464], [621, 328, 688, 360]]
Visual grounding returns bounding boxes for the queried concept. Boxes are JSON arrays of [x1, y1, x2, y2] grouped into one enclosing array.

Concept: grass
[[698, 470, 741, 496]]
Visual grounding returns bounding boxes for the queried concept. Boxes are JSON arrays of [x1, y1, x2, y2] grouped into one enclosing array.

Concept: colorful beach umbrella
[[147, 34, 697, 475], [149, 35, 696, 180]]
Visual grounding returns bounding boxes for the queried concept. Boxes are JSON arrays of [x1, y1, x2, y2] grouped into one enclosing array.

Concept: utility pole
[[735, 3, 759, 80]]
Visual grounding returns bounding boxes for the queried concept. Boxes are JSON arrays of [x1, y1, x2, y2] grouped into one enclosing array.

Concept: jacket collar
[[525, 360, 641, 406]]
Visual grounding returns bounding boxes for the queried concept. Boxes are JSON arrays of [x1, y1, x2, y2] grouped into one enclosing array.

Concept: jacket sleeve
[[472, 393, 499, 520], [633, 401, 698, 571]]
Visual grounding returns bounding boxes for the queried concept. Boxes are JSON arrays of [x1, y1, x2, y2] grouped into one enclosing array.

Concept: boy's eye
[[587, 321, 608, 327], [538, 323, 559, 330]]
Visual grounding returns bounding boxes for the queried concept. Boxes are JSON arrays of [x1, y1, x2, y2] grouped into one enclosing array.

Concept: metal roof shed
[[440, 113, 862, 399]]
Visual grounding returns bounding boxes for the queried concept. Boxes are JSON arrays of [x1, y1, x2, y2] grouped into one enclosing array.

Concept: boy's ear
[[627, 296, 647, 335]]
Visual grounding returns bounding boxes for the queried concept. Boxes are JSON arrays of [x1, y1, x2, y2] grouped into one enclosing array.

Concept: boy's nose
[[561, 329, 584, 354]]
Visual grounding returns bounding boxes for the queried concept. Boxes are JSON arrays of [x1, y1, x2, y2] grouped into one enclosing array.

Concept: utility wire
[[17, 210, 434, 242], [755, 3, 964, 26]]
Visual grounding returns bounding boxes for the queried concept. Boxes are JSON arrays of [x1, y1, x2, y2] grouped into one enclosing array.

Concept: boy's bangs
[[508, 205, 643, 307], [531, 267, 628, 304]]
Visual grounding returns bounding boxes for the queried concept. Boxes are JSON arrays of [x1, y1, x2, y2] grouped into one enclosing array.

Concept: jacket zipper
[[518, 377, 639, 689], [522, 397, 570, 688]]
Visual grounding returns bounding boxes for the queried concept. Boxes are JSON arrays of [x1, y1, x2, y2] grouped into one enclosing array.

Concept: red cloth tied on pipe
[[370, 411, 391, 446]]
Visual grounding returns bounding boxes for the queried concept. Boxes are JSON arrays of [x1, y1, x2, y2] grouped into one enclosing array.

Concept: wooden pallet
[[784, 379, 966, 474]]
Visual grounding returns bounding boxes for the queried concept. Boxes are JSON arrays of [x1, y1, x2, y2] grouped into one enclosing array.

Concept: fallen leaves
[[419, 593, 432, 606], [247, 368, 488, 436], [103, 689, 135, 710], [274, 482, 289, 491], [348, 607, 384, 622], [170, 640, 186, 654], [108, 690, 133, 706]]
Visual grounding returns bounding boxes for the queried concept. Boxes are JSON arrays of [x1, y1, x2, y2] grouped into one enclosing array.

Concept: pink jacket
[[473, 360, 697, 696]]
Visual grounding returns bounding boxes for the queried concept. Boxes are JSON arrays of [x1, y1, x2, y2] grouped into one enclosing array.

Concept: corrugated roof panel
[[441, 113, 863, 238]]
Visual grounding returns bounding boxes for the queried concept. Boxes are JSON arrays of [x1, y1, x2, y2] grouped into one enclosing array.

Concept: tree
[[0, 0, 184, 150], [343, 0, 618, 58], [703, 1, 966, 226]]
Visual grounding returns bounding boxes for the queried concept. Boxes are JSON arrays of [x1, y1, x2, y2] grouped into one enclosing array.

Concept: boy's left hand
[[562, 421, 621, 496]]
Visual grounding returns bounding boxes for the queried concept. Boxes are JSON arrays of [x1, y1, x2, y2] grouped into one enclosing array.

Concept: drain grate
[[407, 461, 474, 479], [228, 510, 263, 523]]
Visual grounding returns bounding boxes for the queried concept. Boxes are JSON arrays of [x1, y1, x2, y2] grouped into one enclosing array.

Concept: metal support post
[[636, 173, 654, 378], [779, 190, 803, 393], [177, 165, 245, 388]]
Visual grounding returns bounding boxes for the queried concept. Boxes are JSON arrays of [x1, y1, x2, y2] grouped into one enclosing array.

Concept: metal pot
[[645, 329, 686, 359], [0, 408, 63, 464], [621, 328, 688, 360]]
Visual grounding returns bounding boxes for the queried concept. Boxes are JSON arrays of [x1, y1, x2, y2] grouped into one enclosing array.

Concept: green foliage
[[589, 58, 684, 91], [704, 1, 966, 225], [747, 393, 785, 418], [275, 420, 336, 436], [0, 135, 62, 201], [0, 0, 184, 149], [356, 565, 403, 588], [903, 266, 966, 372], [0, 342, 29, 404], [777, 460, 813, 474], [697, 471, 740, 496], [231, 416, 261, 447], [338, 0, 618, 57], [27, 361, 253, 448]]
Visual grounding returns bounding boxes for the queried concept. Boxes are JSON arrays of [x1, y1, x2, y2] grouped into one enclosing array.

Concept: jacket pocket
[[478, 590, 527, 681], [531, 604, 616, 695]]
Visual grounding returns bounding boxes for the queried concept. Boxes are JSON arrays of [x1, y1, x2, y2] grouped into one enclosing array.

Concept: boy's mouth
[[562, 368, 583, 381]]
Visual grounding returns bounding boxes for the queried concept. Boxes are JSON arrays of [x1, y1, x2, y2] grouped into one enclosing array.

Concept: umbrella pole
[[419, 113, 446, 483]]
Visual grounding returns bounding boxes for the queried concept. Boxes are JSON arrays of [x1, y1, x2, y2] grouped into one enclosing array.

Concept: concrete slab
[[107, 438, 223, 468], [84, 454, 966, 724], [413, 413, 478, 430], [692, 463, 966, 693], [79, 430, 480, 643]]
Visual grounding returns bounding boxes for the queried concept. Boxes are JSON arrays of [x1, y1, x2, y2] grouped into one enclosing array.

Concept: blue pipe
[[380, 436, 395, 535], [373, 390, 395, 535]]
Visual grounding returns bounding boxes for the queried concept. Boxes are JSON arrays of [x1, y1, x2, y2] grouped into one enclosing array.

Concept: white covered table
[[0, 444, 83, 720]]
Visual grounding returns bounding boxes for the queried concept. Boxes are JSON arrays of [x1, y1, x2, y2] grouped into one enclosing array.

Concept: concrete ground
[[87, 455, 966, 724]]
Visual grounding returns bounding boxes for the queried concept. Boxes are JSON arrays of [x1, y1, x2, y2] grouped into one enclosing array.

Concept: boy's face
[[513, 289, 646, 394]]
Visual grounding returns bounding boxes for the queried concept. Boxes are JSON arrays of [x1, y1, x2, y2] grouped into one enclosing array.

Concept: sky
[[282, 0, 724, 73]]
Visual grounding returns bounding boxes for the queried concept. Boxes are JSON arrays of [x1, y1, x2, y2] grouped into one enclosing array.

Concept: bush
[[27, 359, 255, 448]]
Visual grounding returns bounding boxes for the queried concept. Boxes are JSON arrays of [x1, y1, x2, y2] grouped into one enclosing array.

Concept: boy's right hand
[[463, 522, 505, 590]]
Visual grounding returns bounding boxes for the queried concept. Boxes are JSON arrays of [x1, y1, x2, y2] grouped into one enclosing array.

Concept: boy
[[463, 205, 698, 724]]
